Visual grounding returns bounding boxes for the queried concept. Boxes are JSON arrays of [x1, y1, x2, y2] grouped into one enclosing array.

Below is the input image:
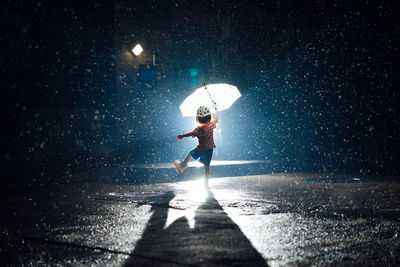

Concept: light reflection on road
[[166, 178, 209, 229], [165, 177, 284, 264], [131, 160, 268, 169], [110, 174, 400, 266]]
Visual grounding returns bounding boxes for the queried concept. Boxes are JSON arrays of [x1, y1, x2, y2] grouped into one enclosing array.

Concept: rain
[[2, 0, 400, 266]]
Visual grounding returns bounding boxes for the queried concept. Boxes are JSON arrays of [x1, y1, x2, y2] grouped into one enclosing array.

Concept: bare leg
[[204, 165, 210, 185], [182, 153, 192, 168], [174, 154, 192, 173]]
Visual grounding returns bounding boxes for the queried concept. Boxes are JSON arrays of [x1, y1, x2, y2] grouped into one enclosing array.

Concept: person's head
[[196, 106, 211, 124]]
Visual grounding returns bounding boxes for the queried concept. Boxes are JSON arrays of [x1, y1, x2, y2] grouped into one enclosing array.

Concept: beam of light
[[130, 160, 268, 169], [132, 43, 143, 56], [164, 179, 210, 229]]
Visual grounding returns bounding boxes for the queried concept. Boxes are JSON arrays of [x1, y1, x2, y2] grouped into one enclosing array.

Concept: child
[[175, 106, 218, 185]]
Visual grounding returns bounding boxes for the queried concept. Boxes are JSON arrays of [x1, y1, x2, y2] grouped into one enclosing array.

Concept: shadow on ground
[[124, 190, 268, 266]]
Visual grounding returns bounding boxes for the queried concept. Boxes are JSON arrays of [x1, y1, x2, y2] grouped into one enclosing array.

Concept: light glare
[[132, 44, 143, 56]]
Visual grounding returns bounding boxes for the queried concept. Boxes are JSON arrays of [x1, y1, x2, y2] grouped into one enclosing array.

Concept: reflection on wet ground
[[211, 175, 400, 266], [1, 173, 399, 266], [125, 189, 267, 266]]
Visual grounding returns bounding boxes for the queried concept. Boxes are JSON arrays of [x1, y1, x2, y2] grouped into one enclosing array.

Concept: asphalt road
[[1, 172, 400, 266]]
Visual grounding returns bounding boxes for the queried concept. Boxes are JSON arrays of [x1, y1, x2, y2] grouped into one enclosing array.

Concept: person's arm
[[213, 112, 222, 134], [177, 131, 194, 140], [213, 112, 218, 124]]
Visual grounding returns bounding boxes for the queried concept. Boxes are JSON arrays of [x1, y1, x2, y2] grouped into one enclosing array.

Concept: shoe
[[174, 160, 185, 173]]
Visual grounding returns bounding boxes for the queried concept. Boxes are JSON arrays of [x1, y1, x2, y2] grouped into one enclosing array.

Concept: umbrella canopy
[[179, 83, 241, 116]]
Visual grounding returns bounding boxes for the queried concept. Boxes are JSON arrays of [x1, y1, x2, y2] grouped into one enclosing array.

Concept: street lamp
[[132, 43, 143, 56]]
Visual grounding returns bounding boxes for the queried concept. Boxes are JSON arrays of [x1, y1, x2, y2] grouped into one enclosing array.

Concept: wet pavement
[[1, 171, 400, 266]]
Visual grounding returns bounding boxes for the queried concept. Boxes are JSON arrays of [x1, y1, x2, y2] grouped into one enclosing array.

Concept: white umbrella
[[179, 83, 241, 116]]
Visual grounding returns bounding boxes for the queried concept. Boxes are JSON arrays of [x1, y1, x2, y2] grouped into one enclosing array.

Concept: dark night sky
[[1, 0, 400, 187]]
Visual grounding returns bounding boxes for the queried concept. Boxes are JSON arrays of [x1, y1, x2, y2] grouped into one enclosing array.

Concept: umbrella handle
[[204, 83, 222, 134], [204, 83, 218, 111]]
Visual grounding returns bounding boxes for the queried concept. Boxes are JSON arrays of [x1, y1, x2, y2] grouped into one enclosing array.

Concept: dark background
[[2, 0, 400, 189]]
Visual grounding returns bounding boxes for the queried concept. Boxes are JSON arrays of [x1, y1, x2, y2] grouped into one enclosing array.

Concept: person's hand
[[218, 129, 223, 135], [177, 135, 183, 140]]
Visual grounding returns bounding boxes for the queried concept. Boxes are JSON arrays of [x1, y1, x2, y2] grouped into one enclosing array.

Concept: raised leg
[[175, 153, 192, 172], [182, 153, 192, 168]]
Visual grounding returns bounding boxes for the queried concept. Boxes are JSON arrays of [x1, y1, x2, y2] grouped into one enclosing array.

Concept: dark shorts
[[190, 148, 213, 166]]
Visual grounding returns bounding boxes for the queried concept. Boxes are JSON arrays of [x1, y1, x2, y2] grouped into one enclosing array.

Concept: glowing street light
[[132, 43, 143, 56]]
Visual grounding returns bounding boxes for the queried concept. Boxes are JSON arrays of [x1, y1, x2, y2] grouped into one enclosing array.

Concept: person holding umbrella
[[175, 83, 241, 185], [174, 105, 218, 186]]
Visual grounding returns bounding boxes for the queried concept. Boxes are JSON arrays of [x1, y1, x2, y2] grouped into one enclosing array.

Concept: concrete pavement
[[1, 172, 400, 266]]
